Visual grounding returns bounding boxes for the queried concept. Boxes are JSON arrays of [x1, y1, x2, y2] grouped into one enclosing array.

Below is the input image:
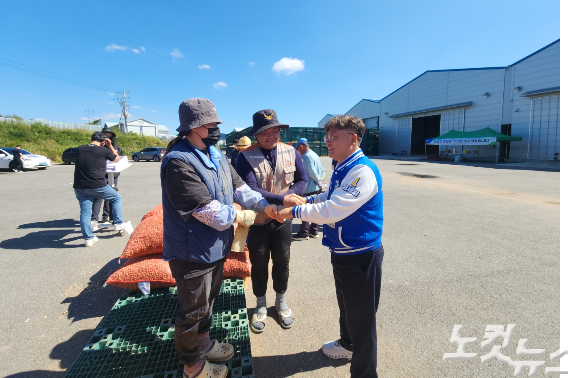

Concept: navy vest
[[160, 139, 234, 264]]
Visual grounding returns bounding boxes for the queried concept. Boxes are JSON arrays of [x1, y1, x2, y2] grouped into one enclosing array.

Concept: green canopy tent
[[425, 127, 522, 162]]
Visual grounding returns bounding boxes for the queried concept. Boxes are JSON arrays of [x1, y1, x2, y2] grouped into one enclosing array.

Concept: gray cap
[[177, 98, 223, 132]]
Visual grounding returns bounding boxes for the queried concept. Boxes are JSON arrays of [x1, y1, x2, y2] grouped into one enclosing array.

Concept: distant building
[[104, 118, 170, 139], [318, 114, 340, 128], [322, 39, 560, 162]]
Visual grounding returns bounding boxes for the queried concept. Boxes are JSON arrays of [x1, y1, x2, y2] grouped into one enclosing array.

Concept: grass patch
[[0, 118, 168, 163]]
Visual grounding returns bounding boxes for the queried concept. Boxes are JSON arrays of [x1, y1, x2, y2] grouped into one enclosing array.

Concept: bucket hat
[[177, 98, 223, 132], [248, 109, 289, 136]]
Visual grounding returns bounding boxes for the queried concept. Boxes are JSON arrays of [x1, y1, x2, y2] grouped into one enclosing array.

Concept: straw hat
[[235, 136, 252, 150]]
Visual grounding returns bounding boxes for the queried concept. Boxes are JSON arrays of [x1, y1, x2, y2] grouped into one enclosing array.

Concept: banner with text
[[425, 137, 497, 145]]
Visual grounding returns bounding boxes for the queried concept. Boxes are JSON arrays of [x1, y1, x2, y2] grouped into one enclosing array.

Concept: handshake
[[235, 194, 307, 227], [264, 193, 307, 223]]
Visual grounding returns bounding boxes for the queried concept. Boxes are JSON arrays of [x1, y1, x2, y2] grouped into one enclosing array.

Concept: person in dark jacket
[[230, 138, 240, 168], [11, 145, 24, 172], [161, 98, 277, 378], [230, 136, 251, 168], [91, 126, 123, 227]]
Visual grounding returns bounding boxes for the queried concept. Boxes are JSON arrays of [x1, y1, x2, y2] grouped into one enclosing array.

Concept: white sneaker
[[91, 220, 100, 232], [85, 236, 99, 247], [113, 223, 126, 231], [322, 340, 352, 360]]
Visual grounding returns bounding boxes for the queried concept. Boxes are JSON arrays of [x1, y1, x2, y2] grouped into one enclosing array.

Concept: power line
[[0, 57, 116, 92]]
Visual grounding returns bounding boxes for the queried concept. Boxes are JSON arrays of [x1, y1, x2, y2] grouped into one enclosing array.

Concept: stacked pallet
[[66, 278, 253, 378]]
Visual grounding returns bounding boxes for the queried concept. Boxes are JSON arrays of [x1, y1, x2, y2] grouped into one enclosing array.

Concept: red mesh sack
[[120, 214, 164, 259], [106, 253, 175, 291], [223, 247, 252, 278], [141, 203, 163, 221]]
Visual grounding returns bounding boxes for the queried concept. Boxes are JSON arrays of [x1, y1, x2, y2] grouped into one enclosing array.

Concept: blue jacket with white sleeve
[[292, 149, 383, 255]]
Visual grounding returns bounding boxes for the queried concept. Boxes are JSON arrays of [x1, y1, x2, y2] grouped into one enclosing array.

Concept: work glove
[[235, 210, 257, 227], [231, 224, 249, 252]]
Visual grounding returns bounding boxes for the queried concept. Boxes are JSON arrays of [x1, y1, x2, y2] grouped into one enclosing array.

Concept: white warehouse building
[[104, 118, 170, 140], [325, 39, 559, 162]]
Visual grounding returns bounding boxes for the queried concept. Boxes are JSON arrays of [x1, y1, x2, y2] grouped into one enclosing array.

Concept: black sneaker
[[309, 230, 319, 238], [293, 232, 309, 241], [102, 216, 109, 222]]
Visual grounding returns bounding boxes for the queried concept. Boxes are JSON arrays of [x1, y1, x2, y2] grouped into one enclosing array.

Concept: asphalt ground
[[0, 157, 560, 377]]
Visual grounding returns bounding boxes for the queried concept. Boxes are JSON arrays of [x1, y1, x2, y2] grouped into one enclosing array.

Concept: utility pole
[[114, 88, 130, 133], [84, 108, 95, 124]]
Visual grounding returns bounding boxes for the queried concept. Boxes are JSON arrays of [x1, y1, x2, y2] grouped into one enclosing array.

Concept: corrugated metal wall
[[527, 95, 560, 160]]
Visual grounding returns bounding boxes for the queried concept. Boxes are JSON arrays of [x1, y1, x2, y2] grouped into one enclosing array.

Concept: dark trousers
[[169, 257, 225, 367], [299, 189, 322, 234], [91, 176, 118, 221], [10, 159, 23, 171], [331, 246, 384, 378], [248, 219, 292, 297]]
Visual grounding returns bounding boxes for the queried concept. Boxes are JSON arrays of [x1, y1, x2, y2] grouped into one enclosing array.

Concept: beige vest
[[241, 142, 296, 225]]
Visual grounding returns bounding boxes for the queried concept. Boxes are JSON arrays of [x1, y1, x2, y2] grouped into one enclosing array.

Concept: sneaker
[[91, 220, 100, 232], [322, 340, 353, 360], [309, 230, 319, 238], [85, 236, 99, 247], [293, 232, 309, 241], [113, 223, 126, 231], [101, 216, 109, 222]]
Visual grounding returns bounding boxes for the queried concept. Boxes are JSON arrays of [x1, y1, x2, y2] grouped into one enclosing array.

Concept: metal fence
[[0, 117, 102, 132]]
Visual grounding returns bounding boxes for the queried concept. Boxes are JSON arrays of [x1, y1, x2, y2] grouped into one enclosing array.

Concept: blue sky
[[0, 1, 560, 135]]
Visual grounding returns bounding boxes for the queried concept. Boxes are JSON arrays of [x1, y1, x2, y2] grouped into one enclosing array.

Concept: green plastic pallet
[[66, 279, 252, 378]]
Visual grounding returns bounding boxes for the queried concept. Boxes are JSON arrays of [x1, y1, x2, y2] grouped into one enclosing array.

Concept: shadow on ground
[[62, 258, 128, 323], [17, 219, 79, 229], [0, 218, 124, 250], [5, 329, 95, 378], [253, 350, 349, 378]]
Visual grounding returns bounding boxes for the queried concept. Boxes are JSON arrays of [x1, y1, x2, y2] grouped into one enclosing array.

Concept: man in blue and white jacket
[[278, 115, 384, 378]]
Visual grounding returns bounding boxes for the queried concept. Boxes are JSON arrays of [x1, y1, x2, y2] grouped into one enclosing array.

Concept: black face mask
[[200, 127, 221, 147]]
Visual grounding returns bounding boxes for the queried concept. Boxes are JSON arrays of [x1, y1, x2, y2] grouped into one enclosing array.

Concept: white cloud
[[103, 113, 122, 119], [131, 105, 142, 109], [132, 48, 140, 54], [248, 62, 254, 67], [170, 48, 184, 59], [214, 81, 228, 90], [108, 92, 115, 96], [106, 44, 128, 52], [140, 46, 146, 52], [151, 110, 156, 113], [198, 64, 211, 69], [272, 57, 305, 76]]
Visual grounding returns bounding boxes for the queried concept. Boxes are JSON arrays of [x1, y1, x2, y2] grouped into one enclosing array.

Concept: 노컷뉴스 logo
[[443, 324, 567, 376]]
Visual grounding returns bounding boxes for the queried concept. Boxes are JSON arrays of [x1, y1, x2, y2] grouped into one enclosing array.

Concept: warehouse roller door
[[528, 95, 560, 160]]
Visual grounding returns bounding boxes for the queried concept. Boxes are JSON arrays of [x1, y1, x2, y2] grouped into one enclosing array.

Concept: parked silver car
[[132, 147, 165, 162]]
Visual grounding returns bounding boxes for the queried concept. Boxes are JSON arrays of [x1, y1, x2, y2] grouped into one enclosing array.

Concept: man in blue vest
[[161, 98, 277, 378], [277, 115, 384, 378]]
